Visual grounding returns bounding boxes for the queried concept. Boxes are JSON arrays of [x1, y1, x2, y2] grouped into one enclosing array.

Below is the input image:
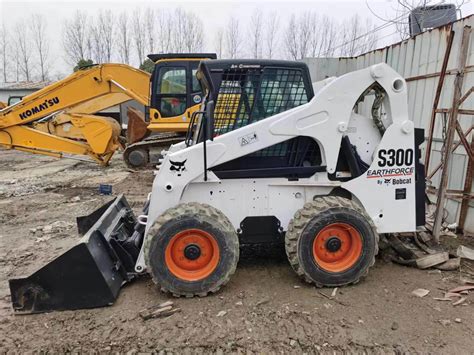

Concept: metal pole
[[433, 26, 471, 243]]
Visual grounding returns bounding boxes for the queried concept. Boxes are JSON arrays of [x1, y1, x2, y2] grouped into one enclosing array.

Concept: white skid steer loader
[[9, 60, 425, 313]]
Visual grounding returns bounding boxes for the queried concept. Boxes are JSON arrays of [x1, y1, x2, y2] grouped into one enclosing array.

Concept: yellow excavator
[[123, 53, 216, 168], [0, 53, 216, 167]]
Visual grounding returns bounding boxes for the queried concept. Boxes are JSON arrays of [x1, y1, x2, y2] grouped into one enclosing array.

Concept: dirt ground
[[1, 149, 473, 353]]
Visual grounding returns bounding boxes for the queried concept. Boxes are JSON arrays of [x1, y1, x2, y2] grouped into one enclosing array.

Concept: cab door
[[149, 60, 203, 132]]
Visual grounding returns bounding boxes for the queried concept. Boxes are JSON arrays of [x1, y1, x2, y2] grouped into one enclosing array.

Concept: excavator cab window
[[151, 61, 204, 119], [157, 67, 187, 117]]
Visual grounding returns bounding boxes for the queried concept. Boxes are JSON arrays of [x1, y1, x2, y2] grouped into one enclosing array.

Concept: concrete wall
[[303, 15, 474, 233]]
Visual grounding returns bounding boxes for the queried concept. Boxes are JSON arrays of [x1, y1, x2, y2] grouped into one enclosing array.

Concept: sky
[[0, 0, 472, 80]]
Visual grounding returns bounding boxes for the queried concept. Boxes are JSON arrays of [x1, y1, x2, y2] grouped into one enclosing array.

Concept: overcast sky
[[0, 0, 472, 80]]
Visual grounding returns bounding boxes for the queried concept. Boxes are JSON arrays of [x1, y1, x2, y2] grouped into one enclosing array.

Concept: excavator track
[[123, 132, 185, 169]]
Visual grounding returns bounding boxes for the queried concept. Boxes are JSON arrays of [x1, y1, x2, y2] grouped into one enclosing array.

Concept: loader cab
[[148, 53, 217, 132], [195, 59, 326, 180]]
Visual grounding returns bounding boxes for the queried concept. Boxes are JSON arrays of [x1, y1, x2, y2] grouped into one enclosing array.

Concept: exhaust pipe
[[9, 194, 143, 314]]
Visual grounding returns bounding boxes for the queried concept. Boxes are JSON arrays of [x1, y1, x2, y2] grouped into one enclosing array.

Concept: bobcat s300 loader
[[9, 60, 425, 313]]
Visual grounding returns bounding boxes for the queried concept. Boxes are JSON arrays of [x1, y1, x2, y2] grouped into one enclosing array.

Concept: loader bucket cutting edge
[[8, 194, 139, 314]]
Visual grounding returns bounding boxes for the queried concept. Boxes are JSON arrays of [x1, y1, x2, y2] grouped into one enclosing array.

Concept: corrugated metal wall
[[303, 16, 474, 233]]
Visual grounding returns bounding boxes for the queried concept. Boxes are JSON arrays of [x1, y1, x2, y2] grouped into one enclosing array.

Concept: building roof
[[0, 81, 53, 91]]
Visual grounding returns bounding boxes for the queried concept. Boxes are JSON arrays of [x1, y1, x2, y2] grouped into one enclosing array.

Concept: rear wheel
[[144, 203, 239, 297], [285, 196, 378, 287]]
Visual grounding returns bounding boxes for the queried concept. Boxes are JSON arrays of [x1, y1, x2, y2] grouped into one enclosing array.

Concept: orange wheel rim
[[165, 229, 220, 281], [312, 223, 363, 273]]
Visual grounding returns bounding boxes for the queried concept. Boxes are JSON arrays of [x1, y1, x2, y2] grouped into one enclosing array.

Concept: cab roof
[[147, 53, 217, 62], [197, 59, 314, 100]]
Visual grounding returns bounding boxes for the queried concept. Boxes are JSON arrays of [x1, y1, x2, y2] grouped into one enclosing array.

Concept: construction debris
[[452, 297, 467, 306], [435, 257, 461, 271], [412, 288, 430, 298], [216, 310, 227, 317], [139, 301, 180, 320], [448, 285, 474, 293], [433, 284, 473, 306], [457, 246, 474, 261], [386, 233, 460, 271], [415, 253, 449, 269]]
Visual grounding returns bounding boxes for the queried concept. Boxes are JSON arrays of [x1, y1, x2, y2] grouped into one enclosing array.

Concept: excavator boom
[[0, 64, 150, 164]]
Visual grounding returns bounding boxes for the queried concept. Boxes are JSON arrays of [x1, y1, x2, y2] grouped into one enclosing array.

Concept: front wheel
[[144, 203, 239, 297], [285, 196, 378, 287]]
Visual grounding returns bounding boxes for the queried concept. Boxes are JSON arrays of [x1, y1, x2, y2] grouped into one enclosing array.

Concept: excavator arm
[[0, 64, 150, 165]]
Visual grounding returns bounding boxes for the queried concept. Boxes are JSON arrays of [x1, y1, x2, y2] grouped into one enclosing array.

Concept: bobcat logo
[[170, 159, 187, 176]]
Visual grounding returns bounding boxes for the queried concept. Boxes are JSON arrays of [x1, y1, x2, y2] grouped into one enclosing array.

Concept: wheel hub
[[184, 244, 201, 260], [325, 236, 342, 252], [165, 228, 220, 281], [312, 223, 363, 273]]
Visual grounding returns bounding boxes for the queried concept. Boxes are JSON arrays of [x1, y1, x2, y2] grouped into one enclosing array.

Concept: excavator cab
[[123, 53, 217, 168], [148, 53, 216, 132]]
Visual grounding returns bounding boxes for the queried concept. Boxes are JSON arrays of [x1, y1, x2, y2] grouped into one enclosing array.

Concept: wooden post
[[425, 28, 455, 175], [459, 134, 474, 231], [433, 26, 471, 243]]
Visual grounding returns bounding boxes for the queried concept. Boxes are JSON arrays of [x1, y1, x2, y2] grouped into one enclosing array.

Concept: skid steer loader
[[9, 60, 425, 313]]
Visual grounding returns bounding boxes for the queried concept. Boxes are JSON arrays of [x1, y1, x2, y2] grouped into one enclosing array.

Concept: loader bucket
[[9, 194, 141, 314]]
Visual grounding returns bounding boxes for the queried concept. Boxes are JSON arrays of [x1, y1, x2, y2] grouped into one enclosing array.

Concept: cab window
[[159, 68, 186, 94], [192, 69, 201, 93], [158, 67, 187, 117]]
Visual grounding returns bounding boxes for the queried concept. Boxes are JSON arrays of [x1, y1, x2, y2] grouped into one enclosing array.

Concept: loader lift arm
[[0, 64, 150, 165]]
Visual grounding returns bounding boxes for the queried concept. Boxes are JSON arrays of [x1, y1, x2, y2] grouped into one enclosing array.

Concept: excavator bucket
[[126, 107, 150, 144], [9, 195, 141, 314]]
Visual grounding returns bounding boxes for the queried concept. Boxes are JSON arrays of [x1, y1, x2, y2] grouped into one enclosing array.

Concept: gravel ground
[[1, 149, 473, 353]]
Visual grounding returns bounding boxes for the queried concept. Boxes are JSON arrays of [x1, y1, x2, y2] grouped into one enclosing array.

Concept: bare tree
[[0, 24, 8, 82], [297, 13, 312, 59], [339, 15, 378, 57], [30, 15, 50, 81], [89, 18, 104, 63], [225, 17, 242, 59], [249, 9, 263, 58], [16, 22, 32, 81], [62, 10, 89, 66], [284, 15, 299, 60], [11, 42, 20, 82], [173, 8, 204, 52], [265, 12, 279, 59], [182, 11, 204, 52], [214, 28, 225, 58], [308, 13, 321, 58], [132, 9, 146, 65], [318, 16, 338, 57], [98, 10, 115, 62], [173, 8, 187, 52], [145, 8, 156, 54], [117, 12, 132, 64], [156, 10, 173, 53]]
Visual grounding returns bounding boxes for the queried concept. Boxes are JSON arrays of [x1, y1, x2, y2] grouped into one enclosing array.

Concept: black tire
[[285, 196, 378, 287], [144, 203, 239, 297], [123, 146, 149, 169]]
